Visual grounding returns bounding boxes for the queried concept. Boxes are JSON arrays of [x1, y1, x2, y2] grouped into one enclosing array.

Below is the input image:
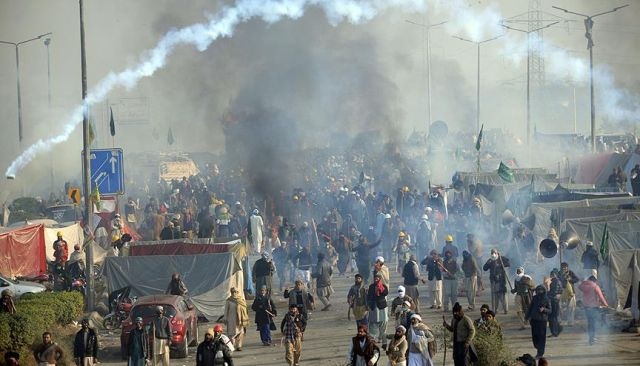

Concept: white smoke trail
[[6, 0, 638, 177], [5, 0, 427, 178]]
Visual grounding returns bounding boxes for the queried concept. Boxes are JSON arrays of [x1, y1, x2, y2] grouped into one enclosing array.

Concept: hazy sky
[[0, 0, 638, 200]]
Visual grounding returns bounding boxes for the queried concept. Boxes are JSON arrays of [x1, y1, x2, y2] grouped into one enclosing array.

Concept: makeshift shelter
[[528, 197, 640, 252], [574, 152, 631, 187], [101, 251, 242, 320], [0, 224, 47, 277], [607, 249, 640, 320]]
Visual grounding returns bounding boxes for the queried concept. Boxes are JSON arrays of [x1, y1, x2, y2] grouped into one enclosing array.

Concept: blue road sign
[[88, 148, 125, 195]]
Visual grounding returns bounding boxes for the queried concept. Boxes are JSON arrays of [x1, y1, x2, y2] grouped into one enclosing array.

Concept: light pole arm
[[16, 32, 52, 47]]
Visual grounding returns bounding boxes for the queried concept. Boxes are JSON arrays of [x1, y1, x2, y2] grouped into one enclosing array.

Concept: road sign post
[[87, 148, 125, 195]]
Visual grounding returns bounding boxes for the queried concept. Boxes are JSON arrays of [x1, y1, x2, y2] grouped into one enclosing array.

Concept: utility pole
[[501, 22, 558, 146], [552, 4, 630, 153], [0, 32, 52, 142], [452, 34, 504, 132], [44, 37, 54, 194], [406, 19, 447, 127], [79, 0, 95, 311]]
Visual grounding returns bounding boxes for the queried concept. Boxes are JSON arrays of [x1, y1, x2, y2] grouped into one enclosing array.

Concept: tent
[[101, 252, 242, 320], [0, 224, 47, 277], [528, 197, 640, 252], [607, 249, 640, 320]]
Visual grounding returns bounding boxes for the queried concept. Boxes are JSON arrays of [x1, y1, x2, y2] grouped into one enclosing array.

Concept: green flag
[[497, 161, 514, 183], [109, 107, 116, 136], [475, 124, 484, 151], [167, 127, 175, 145], [89, 120, 97, 146], [599, 223, 609, 259]]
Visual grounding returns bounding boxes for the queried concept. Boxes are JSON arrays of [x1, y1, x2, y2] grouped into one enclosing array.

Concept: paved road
[[98, 268, 640, 365]]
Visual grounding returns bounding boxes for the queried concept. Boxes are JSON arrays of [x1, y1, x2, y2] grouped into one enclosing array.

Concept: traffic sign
[[67, 187, 81, 204], [87, 148, 125, 195]]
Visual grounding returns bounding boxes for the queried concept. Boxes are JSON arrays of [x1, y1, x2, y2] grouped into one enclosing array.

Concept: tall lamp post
[[79, 0, 95, 311], [0, 32, 53, 142], [501, 22, 558, 146], [44, 37, 54, 193], [406, 19, 447, 126], [552, 4, 629, 153], [453, 34, 504, 132]]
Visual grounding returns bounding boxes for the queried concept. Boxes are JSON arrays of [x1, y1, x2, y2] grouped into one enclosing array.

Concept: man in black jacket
[[581, 242, 600, 279], [483, 248, 510, 314], [196, 326, 234, 366], [525, 285, 552, 360], [73, 319, 98, 365]]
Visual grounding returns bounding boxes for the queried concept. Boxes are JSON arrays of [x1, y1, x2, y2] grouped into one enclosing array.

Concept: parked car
[[0, 275, 47, 298], [120, 295, 198, 359]]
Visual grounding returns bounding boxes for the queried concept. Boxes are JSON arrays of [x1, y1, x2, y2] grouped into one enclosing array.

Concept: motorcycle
[[103, 286, 136, 330]]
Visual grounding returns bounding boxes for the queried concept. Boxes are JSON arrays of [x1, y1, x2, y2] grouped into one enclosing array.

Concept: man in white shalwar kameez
[[407, 314, 435, 366], [248, 209, 265, 254]]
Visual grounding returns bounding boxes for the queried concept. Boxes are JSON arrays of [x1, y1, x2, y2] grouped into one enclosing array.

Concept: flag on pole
[[168, 127, 175, 145], [599, 223, 609, 259], [497, 161, 514, 183], [109, 107, 116, 136], [475, 124, 484, 151], [89, 120, 97, 146]]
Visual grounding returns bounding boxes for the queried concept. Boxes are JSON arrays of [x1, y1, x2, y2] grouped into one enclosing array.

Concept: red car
[[120, 295, 198, 359]]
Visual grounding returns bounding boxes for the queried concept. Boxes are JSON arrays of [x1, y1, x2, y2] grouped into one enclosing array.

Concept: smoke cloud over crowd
[[0, 0, 638, 199]]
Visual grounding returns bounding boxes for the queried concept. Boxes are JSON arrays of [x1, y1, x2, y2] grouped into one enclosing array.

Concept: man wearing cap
[[284, 280, 314, 318], [196, 325, 234, 366], [248, 209, 265, 254], [441, 235, 459, 259], [372, 256, 390, 286], [348, 274, 369, 327], [421, 250, 443, 310], [151, 306, 172, 366], [401, 255, 425, 313], [348, 324, 380, 366], [525, 286, 551, 360], [390, 286, 415, 328], [367, 273, 389, 349], [73, 319, 98, 365], [127, 317, 149, 366], [407, 314, 436, 366], [581, 242, 600, 279], [253, 252, 276, 297], [442, 250, 460, 313], [53, 231, 69, 265], [312, 252, 334, 311], [443, 302, 476, 366], [386, 325, 408, 366], [511, 267, 535, 330]]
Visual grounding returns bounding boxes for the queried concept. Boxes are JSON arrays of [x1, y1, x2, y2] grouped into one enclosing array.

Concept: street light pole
[[552, 4, 629, 153], [79, 0, 95, 311], [44, 37, 54, 193], [406, 20, 447, 127], [453, 34, 504, 132], [501, 22, 559, 146], [0, 32, 52, 142]]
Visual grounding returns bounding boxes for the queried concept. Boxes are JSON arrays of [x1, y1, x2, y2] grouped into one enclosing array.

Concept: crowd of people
[[4, 130, 630, 366]]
